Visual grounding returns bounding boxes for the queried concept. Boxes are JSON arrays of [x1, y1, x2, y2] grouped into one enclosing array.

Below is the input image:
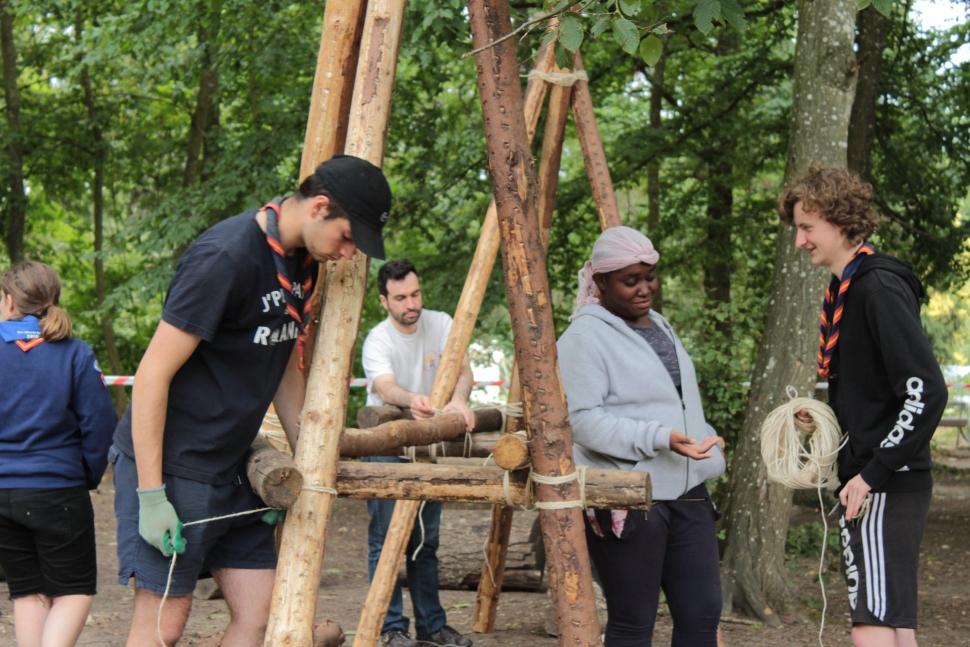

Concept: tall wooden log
[[536, 67, 572, 240], [469, 1, 601, 643], [353, 36, 558, 647], [266, 1, 403, 644], [335, 462, 651, 509], [571, 51, 621, 229], [475, 52, 574, 634], [299, 2, 367, 375]]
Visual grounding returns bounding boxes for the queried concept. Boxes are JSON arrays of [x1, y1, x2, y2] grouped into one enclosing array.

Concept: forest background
[[1, 0, 968, 622]]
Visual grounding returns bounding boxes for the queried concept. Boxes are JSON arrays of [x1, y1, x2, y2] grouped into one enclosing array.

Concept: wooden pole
[[335, 462, 651, 508], [474, 56, 573, 634], [469, 1, 601, 643], [339, 412, 501, 458], [265, 0, 404, 643], [299, 2, 367, 374], [353, 36, 558, 647], [356, 404, 503, 431], [248, 437, 304, 509], [571, 51, 621, 230]]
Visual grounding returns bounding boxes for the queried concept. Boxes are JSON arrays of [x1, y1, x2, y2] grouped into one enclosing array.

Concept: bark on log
[[469, 2, 601, 642], [354, 35, 558, 647], [334, 462, 651, 509], [266, 1, 398, 644], [571, 50, 621, 230], [475, 37, 572, 635], [340, 414, 477, 457], [299, 2, 367, 376], [356, 405, 503, 432], [357, 404, 413, 428], [248, 438, 303, 509]]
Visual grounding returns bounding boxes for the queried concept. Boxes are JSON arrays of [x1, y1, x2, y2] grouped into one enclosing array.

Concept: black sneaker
[[381, 630, 432, 647], [418, 624, 473, 647]]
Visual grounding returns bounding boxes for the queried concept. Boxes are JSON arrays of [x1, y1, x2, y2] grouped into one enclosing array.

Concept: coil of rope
[[761, 386, 844, 490], [760, 386, 847, 647]]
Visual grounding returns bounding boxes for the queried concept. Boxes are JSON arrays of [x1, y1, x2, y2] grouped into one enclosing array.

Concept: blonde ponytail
[[39, 304, 72, 341]]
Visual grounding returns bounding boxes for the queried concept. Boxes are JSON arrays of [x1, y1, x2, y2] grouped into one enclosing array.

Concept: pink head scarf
[[573, 226, 660, 315]]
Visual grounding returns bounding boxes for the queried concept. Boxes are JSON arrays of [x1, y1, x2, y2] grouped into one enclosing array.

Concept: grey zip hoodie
[[557, 303, 725, 500]]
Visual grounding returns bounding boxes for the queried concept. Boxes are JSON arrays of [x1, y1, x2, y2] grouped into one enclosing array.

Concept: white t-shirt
[[361, 309, 453, 406]]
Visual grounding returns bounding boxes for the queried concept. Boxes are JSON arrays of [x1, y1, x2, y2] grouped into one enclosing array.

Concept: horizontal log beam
[[334, 461, 651, 510], [357, 405, 504, 431]]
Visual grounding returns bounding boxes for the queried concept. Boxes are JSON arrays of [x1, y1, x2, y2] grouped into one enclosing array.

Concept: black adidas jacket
[[828, 253, 946, 493]]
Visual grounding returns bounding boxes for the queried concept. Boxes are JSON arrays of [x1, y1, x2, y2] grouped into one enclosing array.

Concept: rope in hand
[[155, 506, 275, 647], [760, 386, 846, 647], [154, 480, 337, 646]]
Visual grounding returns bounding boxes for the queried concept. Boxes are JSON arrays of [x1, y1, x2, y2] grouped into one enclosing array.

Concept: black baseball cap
[[311, 155, 391, 259]]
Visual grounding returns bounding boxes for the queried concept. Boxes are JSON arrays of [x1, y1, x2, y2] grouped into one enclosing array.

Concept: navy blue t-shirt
[[114, 210, 315, 484]]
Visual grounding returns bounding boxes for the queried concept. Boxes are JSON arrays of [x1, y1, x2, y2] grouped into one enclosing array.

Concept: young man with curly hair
[[780, 165, 946, 647]]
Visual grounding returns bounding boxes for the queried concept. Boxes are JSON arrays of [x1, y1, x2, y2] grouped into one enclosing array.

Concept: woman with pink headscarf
[[558, 226, 725, 647]]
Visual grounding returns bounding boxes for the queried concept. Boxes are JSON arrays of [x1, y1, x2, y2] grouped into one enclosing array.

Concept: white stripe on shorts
[[861, 492, 887, 621]]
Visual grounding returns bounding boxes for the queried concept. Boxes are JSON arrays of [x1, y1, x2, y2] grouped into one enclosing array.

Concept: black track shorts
[[838, 488, 931, 629]]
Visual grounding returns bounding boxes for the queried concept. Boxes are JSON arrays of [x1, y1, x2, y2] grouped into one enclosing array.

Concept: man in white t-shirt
[[361, 260, 474, 647]]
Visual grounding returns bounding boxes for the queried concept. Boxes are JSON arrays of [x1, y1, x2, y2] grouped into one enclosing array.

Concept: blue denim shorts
[[110, 446, 277, 596]]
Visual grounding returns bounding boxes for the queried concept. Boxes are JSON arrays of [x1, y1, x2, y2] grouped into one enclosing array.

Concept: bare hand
[[669, 431, 723, 460], [409, 394, 435, 419], [442, 400, 475, 432], [839, 474, 872, 522]]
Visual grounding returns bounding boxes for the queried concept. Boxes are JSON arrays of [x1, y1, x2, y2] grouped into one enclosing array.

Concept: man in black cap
[[110, 155, 391, 646]]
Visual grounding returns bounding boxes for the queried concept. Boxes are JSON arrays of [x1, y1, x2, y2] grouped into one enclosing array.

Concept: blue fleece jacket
[[0, 316, 117, 489]]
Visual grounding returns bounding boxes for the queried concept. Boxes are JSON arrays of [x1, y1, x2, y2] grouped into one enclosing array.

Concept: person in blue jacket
[[0, 260, 117, 647]]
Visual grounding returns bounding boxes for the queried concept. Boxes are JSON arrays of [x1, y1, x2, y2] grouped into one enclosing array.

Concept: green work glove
[[261, 509, 286, 526], [137, 484, 186, 556]]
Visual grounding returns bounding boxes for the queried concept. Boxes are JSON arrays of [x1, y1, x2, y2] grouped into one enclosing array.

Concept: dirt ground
[[2, 443, 969, 646]]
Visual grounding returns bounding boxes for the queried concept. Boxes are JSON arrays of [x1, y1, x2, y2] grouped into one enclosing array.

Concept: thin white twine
[[154, 481, 337, 646], [155, 506, 274, 647], [410, 500, 429, 562], [760, 385, 846, 647]]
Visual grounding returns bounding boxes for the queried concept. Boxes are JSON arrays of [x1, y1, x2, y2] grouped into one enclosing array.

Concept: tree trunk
[[720, 0, 858, 624], [263, 0, 374, 644], [183, 0, 221, 188], [645, 51, 666, 312], [469, 1, 601, 643], [847, 6, 890, 180], [702, 35, 737, 339], [75, 9, 127, 414], [0, 0, 26, 262]]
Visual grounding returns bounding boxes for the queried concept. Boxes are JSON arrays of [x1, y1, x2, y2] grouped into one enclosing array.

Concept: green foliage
[[786, 520, 842, 561], [0, 0, 967, 450]]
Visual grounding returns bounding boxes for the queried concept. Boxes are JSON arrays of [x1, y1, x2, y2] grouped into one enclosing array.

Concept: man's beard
[[392, 308, 421, 326]]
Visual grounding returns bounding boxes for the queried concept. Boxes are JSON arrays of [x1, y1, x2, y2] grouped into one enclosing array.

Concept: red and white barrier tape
[[102, 375, 507, 389]]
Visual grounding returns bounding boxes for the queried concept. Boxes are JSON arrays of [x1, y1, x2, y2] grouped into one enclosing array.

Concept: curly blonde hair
[[778, 165, 879, 244]]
